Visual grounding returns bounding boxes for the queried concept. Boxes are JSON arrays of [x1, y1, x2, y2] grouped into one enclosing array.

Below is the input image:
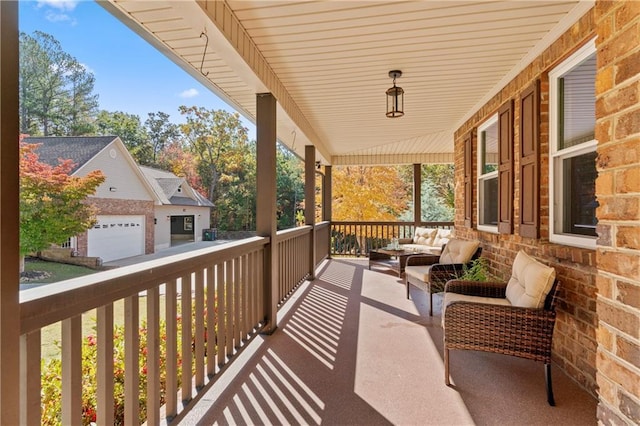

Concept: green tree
[[179, 106, 254, 230], [144, 111, 181, 165], [276, 145, 304, 230], [94, 110, 151, 163], [54, 61, 99, 136], [19, 31, 98, 136], [20, 139, 105, 269], [399, 163, 454, 222], [424, 164, 455, 210]]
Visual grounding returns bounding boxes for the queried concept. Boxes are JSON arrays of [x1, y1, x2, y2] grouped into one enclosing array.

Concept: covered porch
[[1, 0, 639, 424], [181, 257, 596, 425]]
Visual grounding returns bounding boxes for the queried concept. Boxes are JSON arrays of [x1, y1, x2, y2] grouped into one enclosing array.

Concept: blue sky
[[19, 0, 256, 136]]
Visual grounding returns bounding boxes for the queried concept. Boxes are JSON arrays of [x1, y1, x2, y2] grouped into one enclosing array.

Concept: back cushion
[[413, 227, 437, 244], [439, 239, 480, 264], [505, 251, 556, 309], [432, 229, 452, 247]]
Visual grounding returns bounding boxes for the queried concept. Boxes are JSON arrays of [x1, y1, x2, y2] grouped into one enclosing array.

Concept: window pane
[[562, 151, 597, 236], [559, 54, 596, 149], [480, 176, 498, 226], [481, 121, 498, 174]]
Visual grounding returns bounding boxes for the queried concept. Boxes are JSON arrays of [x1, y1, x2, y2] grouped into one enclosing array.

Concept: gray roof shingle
[[24, 136, 117, 173]]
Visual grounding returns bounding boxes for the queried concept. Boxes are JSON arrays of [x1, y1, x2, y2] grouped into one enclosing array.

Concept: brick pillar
[[594, 1, 640, 424]]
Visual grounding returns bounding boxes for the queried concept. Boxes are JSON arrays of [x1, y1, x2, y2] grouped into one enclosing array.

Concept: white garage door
[[88, 215, 145, 262]]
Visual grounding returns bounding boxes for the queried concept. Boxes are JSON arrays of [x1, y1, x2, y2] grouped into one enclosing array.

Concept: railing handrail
[[20, 236, 269, 335], [331, 220, 454, 226], [277, 225, 312, 241]]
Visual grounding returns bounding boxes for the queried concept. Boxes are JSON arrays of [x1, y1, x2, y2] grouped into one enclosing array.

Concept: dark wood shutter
[[498, 100, 513, 234], [463, 131, 473, 228], [519, 81, 540, 238]]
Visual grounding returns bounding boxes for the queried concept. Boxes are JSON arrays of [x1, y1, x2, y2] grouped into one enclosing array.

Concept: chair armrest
[[444, 280, 507, 298], [398, 238, 413, 245], [406, 254, 440, 266], [444, 301, 557, 362]]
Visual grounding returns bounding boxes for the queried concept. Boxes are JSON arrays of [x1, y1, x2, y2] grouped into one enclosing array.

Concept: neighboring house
[[24, 136, 211, 262], [140, 166, 213, 251]]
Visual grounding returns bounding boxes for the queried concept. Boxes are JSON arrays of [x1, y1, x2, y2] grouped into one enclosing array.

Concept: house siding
[[76, 141, 154, 201], [594, 1, 640, 424], [76, 198, 154, 257], [454, 8, 600, 395]]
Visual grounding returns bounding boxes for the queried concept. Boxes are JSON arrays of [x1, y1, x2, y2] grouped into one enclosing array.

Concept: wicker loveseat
[[442, 250, 559, 405], [399, 226, 452, 255]]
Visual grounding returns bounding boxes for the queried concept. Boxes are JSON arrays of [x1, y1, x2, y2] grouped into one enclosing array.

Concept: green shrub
[[459, 257, 490, 282], [41, 316, 190, 425]]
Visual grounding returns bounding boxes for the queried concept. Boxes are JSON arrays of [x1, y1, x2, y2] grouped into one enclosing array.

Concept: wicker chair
[[405, 240, 482, 316], [442, 252, 559, 406]]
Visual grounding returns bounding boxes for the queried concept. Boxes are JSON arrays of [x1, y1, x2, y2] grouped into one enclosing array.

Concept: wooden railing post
[[257, 93, 278, 333], [324, 166, 332, 258], [305, 145, 316, 279], [0, 2, 20, 423], [413, 163, 422, 228]]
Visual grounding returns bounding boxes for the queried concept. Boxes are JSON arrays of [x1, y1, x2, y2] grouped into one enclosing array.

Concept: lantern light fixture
[[386, 70, 404, 118]]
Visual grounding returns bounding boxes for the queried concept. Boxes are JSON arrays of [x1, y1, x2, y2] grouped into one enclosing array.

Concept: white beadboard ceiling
[[102, 0, 593, 165]]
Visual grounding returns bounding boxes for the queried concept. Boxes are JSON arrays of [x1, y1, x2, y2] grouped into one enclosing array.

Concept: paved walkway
[[103, 239, 232, 268]]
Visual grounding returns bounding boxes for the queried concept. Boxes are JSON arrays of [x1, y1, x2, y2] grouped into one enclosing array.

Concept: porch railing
[[330, 221, 454, 256], [19, 223, 330, 425]]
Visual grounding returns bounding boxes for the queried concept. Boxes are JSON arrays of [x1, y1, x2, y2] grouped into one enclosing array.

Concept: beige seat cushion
[[442, 292, 512, 324], [505, 251, 556, 309], [402, 244, 442, 255], [405, 265, 433, 282], [439, 239, 480, 264]]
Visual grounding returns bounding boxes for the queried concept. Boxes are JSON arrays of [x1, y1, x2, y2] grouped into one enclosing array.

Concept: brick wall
[[593, 1, 640, 424], [453, 9, 600, 394], [76, 198, 155, 256]]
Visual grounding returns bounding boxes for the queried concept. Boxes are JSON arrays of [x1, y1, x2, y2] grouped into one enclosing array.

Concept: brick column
[[594, 1, 640, 423]]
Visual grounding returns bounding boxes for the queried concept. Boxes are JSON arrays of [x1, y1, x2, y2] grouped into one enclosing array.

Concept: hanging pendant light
[[386, 70, 404, 118]]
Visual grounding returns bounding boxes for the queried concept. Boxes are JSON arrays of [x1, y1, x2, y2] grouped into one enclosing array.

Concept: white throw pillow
[[413, 227, 437, 244], [505, 251, 556, 309], [439, 239, 480, 264]]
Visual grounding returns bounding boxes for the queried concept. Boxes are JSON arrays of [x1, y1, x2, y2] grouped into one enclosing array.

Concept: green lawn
[[20, 260, 170, 360], [22, 259, 97, 284], [40, 296, 168, 360]]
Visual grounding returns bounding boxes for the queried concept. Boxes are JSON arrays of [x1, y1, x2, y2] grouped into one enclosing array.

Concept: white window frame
[[549, 39, 597, 249], [477, 114, 499, 233]]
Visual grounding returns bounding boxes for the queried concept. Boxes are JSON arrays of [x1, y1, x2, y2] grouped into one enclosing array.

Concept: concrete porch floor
[[180, 258, 597, 425]]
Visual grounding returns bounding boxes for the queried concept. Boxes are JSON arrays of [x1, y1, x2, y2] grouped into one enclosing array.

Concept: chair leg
[[545, 363, 555, 406], [406, 280, 410, 299], [429, 292, 433, 316], [444, 348, 451, 386]]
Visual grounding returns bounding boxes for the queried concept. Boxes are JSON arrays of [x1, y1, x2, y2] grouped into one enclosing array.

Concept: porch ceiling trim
[[196, 0, 330, 162], [102, 1, 593, 167], [331, 153, 454, 166]]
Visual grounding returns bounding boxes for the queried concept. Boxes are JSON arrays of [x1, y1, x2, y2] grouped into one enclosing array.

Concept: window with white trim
[[549, 39, 597, 248], [477, 114, 499, 232]]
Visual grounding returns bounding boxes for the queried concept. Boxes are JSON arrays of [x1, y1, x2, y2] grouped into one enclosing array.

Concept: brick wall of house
[[76, 198, 155, 257], [453, 9, 600, 394], [593, 1, 640, 424]]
